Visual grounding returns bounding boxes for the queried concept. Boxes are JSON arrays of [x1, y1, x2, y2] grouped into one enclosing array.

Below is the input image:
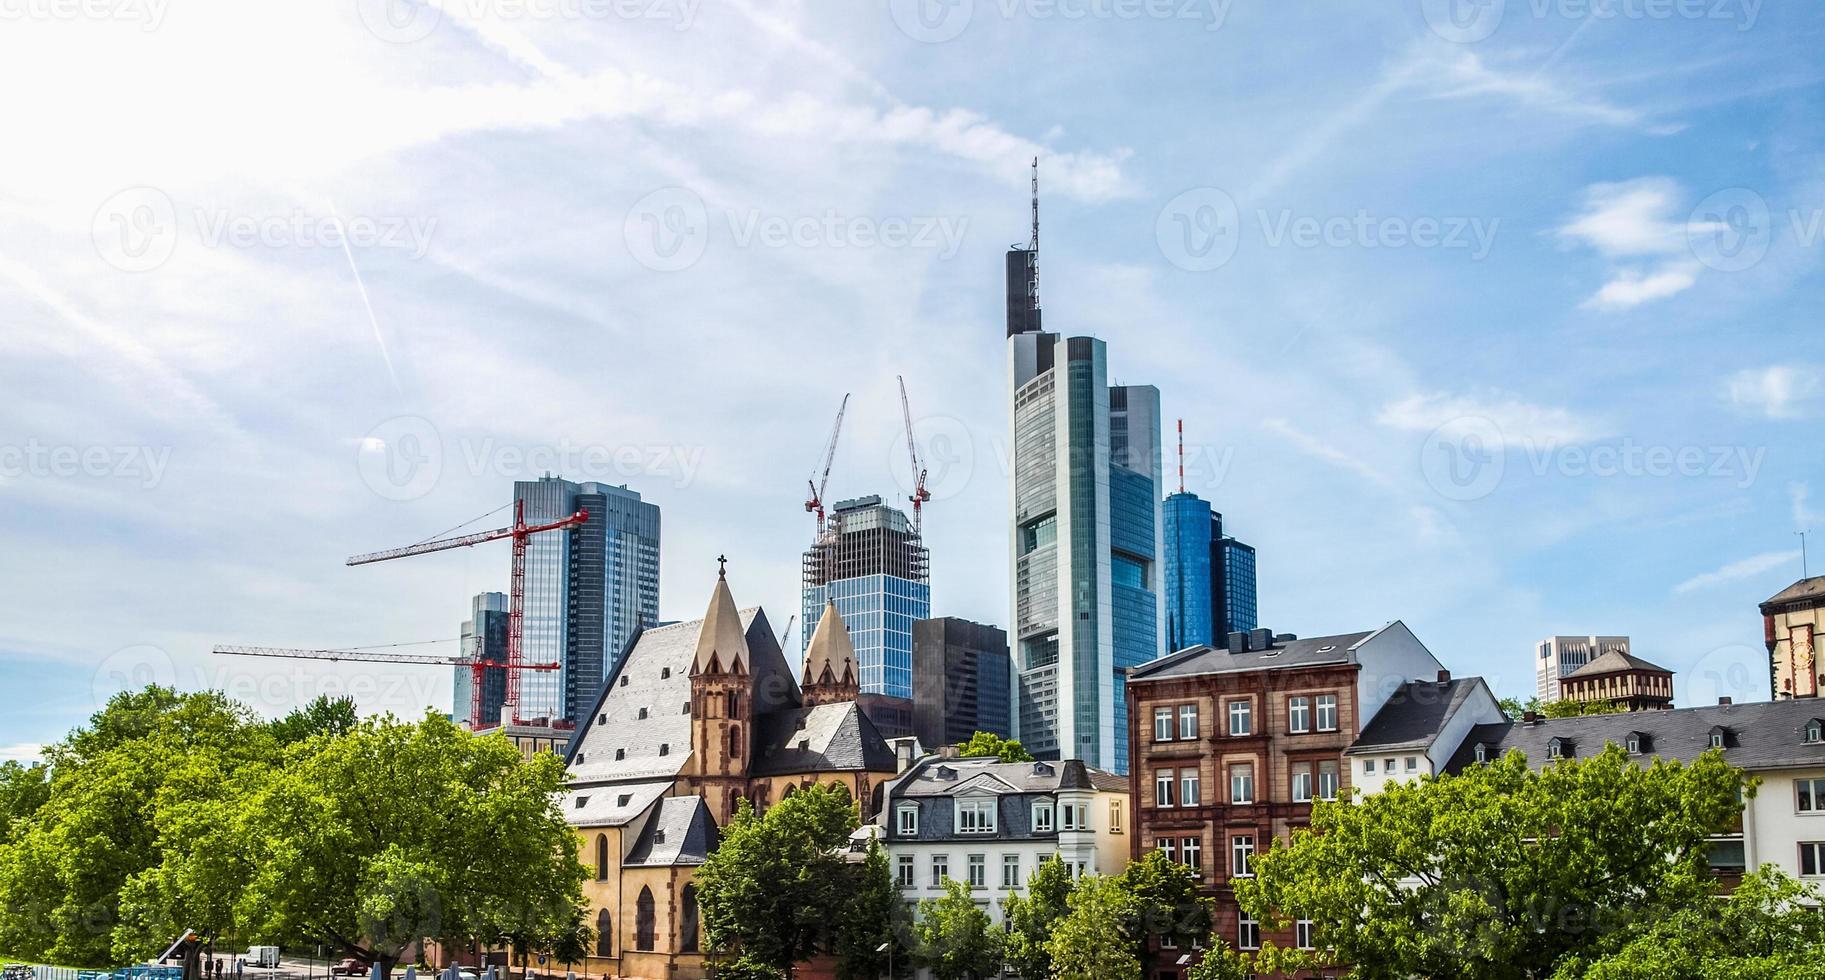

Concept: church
[[560, 562, 902, 980]]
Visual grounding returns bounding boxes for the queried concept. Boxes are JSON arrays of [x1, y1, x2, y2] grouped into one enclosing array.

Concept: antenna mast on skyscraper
[[1177, 419, 1185, 494], [1029, 156, 1040, 308]]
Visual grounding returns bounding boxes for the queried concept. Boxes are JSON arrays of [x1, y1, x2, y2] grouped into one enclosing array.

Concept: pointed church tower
[[688, 558, 753, 822], [801, 600, 860, 707]]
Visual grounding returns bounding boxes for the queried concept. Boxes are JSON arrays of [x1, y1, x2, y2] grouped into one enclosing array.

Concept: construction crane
[[804, 393, 850, 537], [346, 499, 588, 727], [212, 643, 559, 729], [780, 614, 796, 651], [898, 375, 931, 534]]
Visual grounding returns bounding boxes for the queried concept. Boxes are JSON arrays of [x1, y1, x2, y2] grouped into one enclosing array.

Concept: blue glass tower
[[802, 495, 931, 701], [1162, 489, 1258, 650]]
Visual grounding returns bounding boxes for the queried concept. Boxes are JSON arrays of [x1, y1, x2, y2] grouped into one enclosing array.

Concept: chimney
[[895, 739, 916, 773], [938, 744, 961, 759], [1227, 631, 1250, 653], [1249, 627, 1274, 650], [1718, 696, 1733, 706], [1523, 710, 1538, 724], [1437, 669, 1451, 684]]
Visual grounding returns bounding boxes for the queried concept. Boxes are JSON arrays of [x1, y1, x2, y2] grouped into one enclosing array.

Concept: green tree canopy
[[0, 760, 50, 840], [1500, 696, 1623, 721], [267, 695, 360, 745], [1118, 849, 1211, 977], [912, 878, 1001, 980], [833, 841, 909, 980], [999, 855, 1074, 980], [1224, 745, 1749, 980], [1046, 873, 1139, 980], [954, 732, 1034, 763]]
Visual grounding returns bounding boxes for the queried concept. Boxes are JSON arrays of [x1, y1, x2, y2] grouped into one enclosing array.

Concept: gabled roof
[[1762, 575, 1825, 612], [1444, 697, 1825, 773], [748, 701, 898, 776], [563, 780, 671, 828], [1565, 649, 1672, 678], [889, 756, 1126, 799], [1128, 629, 1378, 681], [625, 795, 718, 867], [1347, 677, 1491, 754]]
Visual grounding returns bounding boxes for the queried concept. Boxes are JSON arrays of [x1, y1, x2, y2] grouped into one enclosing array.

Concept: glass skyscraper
[[454, 591, 509, 726], [801, 495, 930, 702], [1163, 490, 1258, 651], [514, 476, 661, 725]]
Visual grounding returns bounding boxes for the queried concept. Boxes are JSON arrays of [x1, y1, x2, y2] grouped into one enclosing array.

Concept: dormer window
[[1548, 737, 1569, 760], [1807, 721, 1823, 745], [658, 743, 669, 756], [1625, 733, 1642, 755], [896, 803, 919, 836], [682, 703, 691, 714], [1473, 743, 1487, 764], [1032, 800, 1055, 833], [958, 798, 997, 834], [575, 796, 589, 809], [616, 794, 631, 806], [620, 676, 629, 687], [638, 707, 649, 720], [615, 748, 626, 761], [576, 753, 586, 764], [661, 667, 671, 679], [1709, 727, 1728, 750], [654, 829, 667, 844], [936, 766, 957, 780], [1032, 762, 1054, 777]]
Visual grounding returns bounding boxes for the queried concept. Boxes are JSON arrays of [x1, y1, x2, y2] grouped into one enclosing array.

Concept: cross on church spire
[[717, 554, 727, 579]]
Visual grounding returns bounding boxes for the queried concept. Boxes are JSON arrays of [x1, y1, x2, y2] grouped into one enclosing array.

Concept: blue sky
[[1, 0, 1820, 759]]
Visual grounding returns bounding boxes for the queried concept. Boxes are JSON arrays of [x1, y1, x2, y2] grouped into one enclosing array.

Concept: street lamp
[[875, 941, 892, 980]]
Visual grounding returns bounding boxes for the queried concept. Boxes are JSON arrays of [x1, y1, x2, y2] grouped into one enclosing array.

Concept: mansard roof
[[1445, 697, 1825, 774]]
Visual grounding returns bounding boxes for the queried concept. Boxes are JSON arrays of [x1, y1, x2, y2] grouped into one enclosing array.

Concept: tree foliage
[[0, 760, 50, 841], [833, 841, 909, 980], [267, 695, 360, 745], [1225, 746, 1750, 980], [912, 878, 1001, 980], [1046, 873, 1139, 980], [1118, 850, 1211, 976], [954, 732, 1034, 763], [1500, 696, 1623, 721], [999, 855, 1074, 980]]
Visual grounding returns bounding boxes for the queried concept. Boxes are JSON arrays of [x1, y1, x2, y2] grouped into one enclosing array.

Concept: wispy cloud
[[1557, 177, 1702, 310], [1795, 482, 1822, 530], [1261, 417, 1397, 490], [1417, 49, 1679, 134], [0, 742, 43, 764], [1726, 365, 1825, 420], [1376, 391, 1601, 447], [1673, 550, 1802, 594]]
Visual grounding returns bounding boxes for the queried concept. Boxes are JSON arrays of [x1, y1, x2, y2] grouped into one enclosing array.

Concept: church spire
[[802, 599, 859, 705], [692, 561, 748, 675]]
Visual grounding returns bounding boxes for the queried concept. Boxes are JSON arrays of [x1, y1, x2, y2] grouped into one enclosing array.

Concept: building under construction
[[801, 495, 930, 736]]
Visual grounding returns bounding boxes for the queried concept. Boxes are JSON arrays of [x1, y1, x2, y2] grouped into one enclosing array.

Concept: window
[[1291, 762, 1313, 803], [1002, 854, 1021, 888], [896, 855, 915, 888], [594, 833, 609, 880], [1798, 779, 1825, 813], [1383, 757, 1397, 773], [634, 886, 656, 952], [637, 707, 648, 720], [1179, 704, 1199, 740], [1180, 769, 1201, 807], [1318, 760, 1340, 801], [1363, 759, 1376, 776], [931, 855, 949, 887], [1405, 756, 1419, 773], [1032, 801, 1055, 832], [615, 748, 626, 761], [967, 854, 987, 889], [1238, 914, 1260, 951], [959, 798, 997, 834], [1316, 694, 1338, 731], [1808, 721, 1824, 744], [1548, 740, 1564, 760], [1802, 842, 1825, 877], [1180, 836, 1202, 871], [1061, 802, 1089, 831], [1626, 734, 1641, 754], [1473, 743, 1487, 764], [1295, 919, 1316, 951], [1158, 838, 1177, 862], [1287, 696, 1310, 734], [679, 884, 699, 953], [658, 743, 669, 757], [1110, 800, 1124, 833], [1228, 700, 1252, 736], [1710, 728, 1727, 749], [1230, 763, 1255, 804], [897, 804, 919, 836], [595, 908, 612, 956], [1154, 707, 1173, 741], [728, 725, 741, 760], [1155, 770, 1174, 808], [1232, 835, 1255, 877]]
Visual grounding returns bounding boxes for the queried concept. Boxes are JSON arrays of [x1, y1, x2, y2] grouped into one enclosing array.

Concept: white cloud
[[1260, 418, 1397, 490], [1794, 483, 1822, 530], [1582, 263, 1701, 311], [1557, 178, 1703, 310], [1376, 391, 1600, 447], [1726, 365, 1825, 420], [1419, 49, 1675, 134], [0, 743, 43, 764], [1673, 550, 1802, 594]]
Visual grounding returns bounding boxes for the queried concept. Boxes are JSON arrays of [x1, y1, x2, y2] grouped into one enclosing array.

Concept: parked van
[[242, 948, 280, 969]]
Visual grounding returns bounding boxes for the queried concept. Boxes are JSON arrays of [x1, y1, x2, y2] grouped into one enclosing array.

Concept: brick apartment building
[[1125, 623, 1447, 977]]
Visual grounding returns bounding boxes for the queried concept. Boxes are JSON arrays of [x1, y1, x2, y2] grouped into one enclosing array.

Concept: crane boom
[[804, 393, 850, 536], [212, 643, 556, 669], [898, 375, 930, 533], [347, 509, 587, 566]]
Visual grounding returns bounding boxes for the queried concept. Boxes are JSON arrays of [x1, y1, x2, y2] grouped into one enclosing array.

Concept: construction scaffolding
[[801, 495, 929, 592]]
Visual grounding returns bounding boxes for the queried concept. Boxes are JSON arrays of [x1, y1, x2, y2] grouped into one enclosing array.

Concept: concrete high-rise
[[802, 495, 931, 735], [1008, 258, 1165, 773], [1163, 493, 1259, 653], [515, 475, 661, 725], [454, 591, 509, 727]]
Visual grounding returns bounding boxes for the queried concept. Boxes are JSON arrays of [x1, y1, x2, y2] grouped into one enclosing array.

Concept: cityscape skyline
[[4, 4, 1823, 761]]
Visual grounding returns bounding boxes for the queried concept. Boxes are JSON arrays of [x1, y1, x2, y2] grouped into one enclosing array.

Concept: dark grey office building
[[911, 617, 1012, 748], [455, 592, 509, 727]]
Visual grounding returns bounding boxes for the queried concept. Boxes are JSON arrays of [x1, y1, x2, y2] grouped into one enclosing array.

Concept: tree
[[229, 714, 586, 979], [955, 732, 1034, 763], [833, 841, 908, 980], [268, 695, 359, 745], [695, 784, 859, 972], [1499, 696, 1622, 721], [0, 760, 50, 840], [1118, 850, 1211, 977], [1227, 746, 1749, 980], [1046, 873, 1139, 980], [912, 879, 1001, 980], [999, 855, 1074, 980]]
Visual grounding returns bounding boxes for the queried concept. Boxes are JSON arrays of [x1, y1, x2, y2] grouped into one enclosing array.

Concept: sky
[[1, 0, 1821, 761]]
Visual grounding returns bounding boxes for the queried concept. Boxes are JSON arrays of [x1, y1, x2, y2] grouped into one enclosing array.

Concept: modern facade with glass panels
[[1218, 535, 1257, 637], [1163, 491, 1258, 651], [514, 476, 661, 726], [454, 591, 509, 727], [1008, 330, 1165, 775], [802, 495, 930, 703]]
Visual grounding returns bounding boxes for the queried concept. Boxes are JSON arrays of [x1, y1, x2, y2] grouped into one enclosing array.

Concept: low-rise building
[[1536, 635, 1632, 703], [1344, 674, 1506, 792], [1764, 575, 1825, 700], [1558, 649, 1675, 711], [875, 753, 1129, 924]]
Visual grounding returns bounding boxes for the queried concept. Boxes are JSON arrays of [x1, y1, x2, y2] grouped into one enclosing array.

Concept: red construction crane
[[346, 499, 588, 727], [898, 375, 930, 534], [804, 393, 850, 537], [212, 643, 559, 728]]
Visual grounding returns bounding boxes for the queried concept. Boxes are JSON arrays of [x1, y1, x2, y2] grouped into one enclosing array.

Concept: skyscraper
[[1216, 529, 1257, 636], [911, 617, 1012, 748], [454, 591, 509, 727], [515, 475, 661, 725], [1163, 491, 1260, 653], [1008, 255, 1165, 772], [801, 494, 931, 733]]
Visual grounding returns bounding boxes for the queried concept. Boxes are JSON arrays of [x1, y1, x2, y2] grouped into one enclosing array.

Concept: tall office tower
[[1009, 329, 1165, 772], [1213, 515, 1258, 637], [911, 617, 1013, 749], [802, 495, 932, 734], [454, 591, 509, 727], [515, 475, 662, 725], [1163, 493, 1216, 651], [1536, 635, 1632, 702]]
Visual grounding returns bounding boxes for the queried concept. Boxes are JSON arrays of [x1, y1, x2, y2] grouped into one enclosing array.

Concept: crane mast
[[898, 375, 931, 533], [804, 393, 850, 538]]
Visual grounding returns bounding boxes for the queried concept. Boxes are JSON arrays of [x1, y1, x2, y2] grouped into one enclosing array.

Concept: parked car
[[4, 964, 35, 980], [329, 961, 365, 977], [108, 966, 183, 980]]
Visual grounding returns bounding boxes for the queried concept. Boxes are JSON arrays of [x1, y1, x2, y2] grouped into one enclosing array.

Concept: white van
[[243, 948, 281, 969]]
